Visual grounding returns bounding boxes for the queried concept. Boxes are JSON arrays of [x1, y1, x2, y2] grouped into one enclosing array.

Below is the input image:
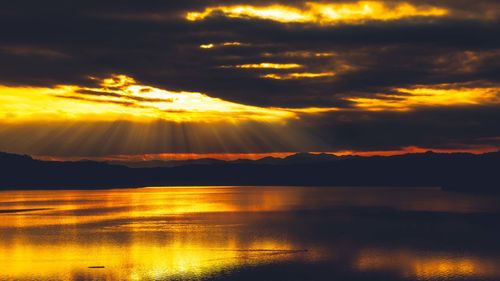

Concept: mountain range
[[109, 152, 346, 168], [0, 151, 498, 193]]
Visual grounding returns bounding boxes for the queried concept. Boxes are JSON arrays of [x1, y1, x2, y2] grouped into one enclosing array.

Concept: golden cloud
[[0, 75, 299, 123], [199, 43, 215, 49], [186, 1, 448, 25], [232, 63, 303, 69], [347, 84, 500, 111], [199, 42, 245, 49], [261, 51, 336, 58], [0, 75, 340, 124], [262, 72, 336, 80]]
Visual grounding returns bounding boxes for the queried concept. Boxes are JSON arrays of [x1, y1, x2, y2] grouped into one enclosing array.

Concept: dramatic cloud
[[0, 0, 499, 157], [261, 72, 336, 80], [186, 1, 448, 25], [0, 74, 325, 122], [347, 83, 500, 111]]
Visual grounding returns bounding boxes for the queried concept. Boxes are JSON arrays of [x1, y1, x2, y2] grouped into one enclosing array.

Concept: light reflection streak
[[356, 248, 500, 279]]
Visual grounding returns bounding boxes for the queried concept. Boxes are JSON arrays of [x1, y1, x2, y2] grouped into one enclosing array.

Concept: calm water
[[1, 186, 500, 281]]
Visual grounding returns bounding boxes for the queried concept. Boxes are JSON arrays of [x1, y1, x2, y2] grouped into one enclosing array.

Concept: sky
[[0, 0, 499, 160]]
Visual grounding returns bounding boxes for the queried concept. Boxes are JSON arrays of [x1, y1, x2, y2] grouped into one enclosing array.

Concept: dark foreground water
[[1, 186, 500, 281]]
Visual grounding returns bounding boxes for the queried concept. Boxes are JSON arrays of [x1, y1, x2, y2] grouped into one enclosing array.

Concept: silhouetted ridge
[[0, 152, 34, 164], [110, 158, 226, 168], [0, 151, 499, 193], [111, 153, 342, 168], [282, 153, 340, 164]]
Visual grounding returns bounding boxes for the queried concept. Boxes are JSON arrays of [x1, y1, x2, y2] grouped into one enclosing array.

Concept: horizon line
[[22, 146, 500, 162]]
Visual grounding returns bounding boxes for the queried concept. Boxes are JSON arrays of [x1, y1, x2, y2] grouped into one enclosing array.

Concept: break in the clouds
[[0, 0, 499, 157]]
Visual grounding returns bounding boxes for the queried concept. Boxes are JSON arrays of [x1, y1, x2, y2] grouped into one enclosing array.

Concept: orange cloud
[[347, 84, 500, 111], [262, 72, 335, 80], [186, 1, 448, 25], [231, 63, 302, 69], [0, 75, 301, 123]]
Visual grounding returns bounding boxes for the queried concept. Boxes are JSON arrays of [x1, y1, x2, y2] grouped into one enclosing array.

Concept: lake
[[1, 186, 500, 281]]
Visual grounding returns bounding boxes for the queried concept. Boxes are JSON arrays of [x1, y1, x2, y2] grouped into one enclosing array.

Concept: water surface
[[1, 186, 500, 280]]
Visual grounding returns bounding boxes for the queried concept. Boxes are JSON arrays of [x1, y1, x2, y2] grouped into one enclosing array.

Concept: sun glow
[[186, 1, 448, 25], [0, 75, 301, 122]]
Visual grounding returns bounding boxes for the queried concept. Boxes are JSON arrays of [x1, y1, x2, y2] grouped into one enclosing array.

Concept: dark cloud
[[296, 106, 500, 151], [52, 95, 137, 107], [74, 89, 174, 103]]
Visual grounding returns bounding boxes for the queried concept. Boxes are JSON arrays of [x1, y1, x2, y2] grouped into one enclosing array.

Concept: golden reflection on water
[[2, 238, 302, 280], [0, 187, 303, 228], [356, 248, 500, 279], [1, 186, 500, 280], [0, 187, 312, 280]]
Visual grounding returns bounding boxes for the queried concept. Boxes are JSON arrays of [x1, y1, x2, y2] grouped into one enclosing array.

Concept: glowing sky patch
[[222, 42, 243, 46], [262, 51, 336, 58], [199, 42, 246, 49], [0, 75, 301, 122], [347, 84, 500, 111], [36, 152, 297, 162], [199, 43, 215, 49], [186, 1, 448, 25], [233, 63, 302, 69], [0, 75, 343, 124], [262, 72, 336, 80]]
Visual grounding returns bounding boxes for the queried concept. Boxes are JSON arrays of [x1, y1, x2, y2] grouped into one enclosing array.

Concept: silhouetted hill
[[0, 151, 499, 193], [281, 152, 341, 163], [110, 158, 226, 168], [109, 153, 343, 168]]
